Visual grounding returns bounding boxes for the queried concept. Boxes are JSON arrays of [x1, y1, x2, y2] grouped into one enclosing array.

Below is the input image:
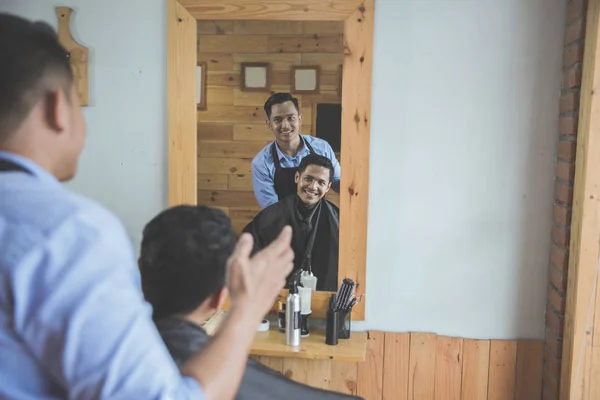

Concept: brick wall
[[543, 0, 588, 399]]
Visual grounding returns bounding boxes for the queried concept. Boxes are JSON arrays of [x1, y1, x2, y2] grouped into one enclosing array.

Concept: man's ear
[[325, 181, 332, 194], [298, 113, 303, 126], [295, 171, 300, 183], [44, 88, 69, 133], [265, 117, 271, 129]]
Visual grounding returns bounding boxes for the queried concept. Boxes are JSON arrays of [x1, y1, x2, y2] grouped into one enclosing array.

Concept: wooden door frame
[[167, 0, 374, 320], [559, 0, 600, 398]]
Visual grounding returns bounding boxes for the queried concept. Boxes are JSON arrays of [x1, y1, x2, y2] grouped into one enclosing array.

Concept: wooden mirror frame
[[167, 0, 374, 320]]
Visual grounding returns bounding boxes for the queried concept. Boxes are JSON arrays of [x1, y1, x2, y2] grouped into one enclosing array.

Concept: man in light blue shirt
[[0, 13, 294, 400], [251, 93, 341, 209]]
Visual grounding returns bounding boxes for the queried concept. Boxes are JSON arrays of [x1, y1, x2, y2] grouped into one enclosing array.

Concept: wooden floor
[[252, 331, 544, 400]]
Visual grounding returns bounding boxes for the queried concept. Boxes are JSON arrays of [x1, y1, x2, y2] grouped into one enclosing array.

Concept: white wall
[[0, 0, 167, 250], [1, 0, 566, 340], [363, 0, 566, 339]]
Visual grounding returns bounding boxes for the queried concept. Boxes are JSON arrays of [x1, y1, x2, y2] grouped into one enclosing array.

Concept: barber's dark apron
[[271, 136, 315, 201], [0, 159, 31, 175]]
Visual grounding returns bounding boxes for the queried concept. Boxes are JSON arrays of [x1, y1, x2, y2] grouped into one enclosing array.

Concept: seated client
[[243, 153, 339, 291], [138, 205, 360, 400]]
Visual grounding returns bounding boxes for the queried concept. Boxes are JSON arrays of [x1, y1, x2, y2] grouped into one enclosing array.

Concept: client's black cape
[[156, 317, 362, 400], [243, 194, 339, 291]]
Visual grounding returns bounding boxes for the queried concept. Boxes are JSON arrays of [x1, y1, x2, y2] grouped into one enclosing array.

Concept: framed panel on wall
[[241, 62, 271, 92], [292, 65, 321, 94], [196, 61, 207, 110]]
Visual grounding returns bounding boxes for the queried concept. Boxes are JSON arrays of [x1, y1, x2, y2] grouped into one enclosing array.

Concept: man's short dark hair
[[139, 205, 238, 321], [298, 153, 334, 183], [0, 13, 73, 141], [264, 92, 300, 119]]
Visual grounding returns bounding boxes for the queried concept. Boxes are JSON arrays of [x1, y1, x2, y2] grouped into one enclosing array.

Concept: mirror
[[196, 20, 344, 292]]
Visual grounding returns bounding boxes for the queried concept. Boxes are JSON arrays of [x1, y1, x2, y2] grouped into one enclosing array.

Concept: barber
[[251, 93, 341, 209], [0, 13, 293, 400]]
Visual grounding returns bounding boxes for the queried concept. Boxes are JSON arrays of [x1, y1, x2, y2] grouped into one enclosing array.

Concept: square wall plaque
[[241, 62, 271, 92], [196, 61, 207, 110], [292, 65, 321, 94]]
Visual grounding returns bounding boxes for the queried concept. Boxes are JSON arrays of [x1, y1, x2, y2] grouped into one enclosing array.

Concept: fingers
[[278, 225, 292, 242], [281, 259, 294, 276], [248, 226, 294, 283], [266, 226, 293, 256], [232, 233, 253, 260], [282, 249, 294, 270]]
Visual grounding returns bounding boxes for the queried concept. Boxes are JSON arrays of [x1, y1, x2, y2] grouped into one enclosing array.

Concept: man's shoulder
[[265, 195, 293, 211], [155, 317, 209, 367], [250, 196, 292, 226], [0, 181, 128, 280], [63, 191, 125, 234], [1, 180, 123, 243], [255, 198, 286, 218], [325, 199, 340, 215], [303, 134, 328, 145], [251, 141, 275, 169], [302, 135, 333, 154], [55, 187, 122, 232]]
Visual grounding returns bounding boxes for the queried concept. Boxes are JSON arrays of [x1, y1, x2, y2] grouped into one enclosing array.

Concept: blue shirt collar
[[0, 150, 60, 186], [274, 135, 310, 161]]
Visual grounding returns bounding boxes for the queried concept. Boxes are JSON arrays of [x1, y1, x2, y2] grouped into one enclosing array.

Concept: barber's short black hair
[[297, 153, 334, 183], [264, 92, 300, 119], [139, 205, 237, 321], [0, 13, 73, 141]]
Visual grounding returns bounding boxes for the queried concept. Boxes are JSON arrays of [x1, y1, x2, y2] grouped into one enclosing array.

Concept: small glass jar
[[277, 301, 286, 332]]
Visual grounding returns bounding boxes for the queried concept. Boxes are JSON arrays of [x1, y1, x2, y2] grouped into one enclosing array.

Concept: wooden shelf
[[249, 325, 367, 362]]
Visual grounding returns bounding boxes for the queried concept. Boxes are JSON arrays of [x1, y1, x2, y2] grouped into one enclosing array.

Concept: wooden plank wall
[[197, 20, 343, 232], [252, 331, 544, 400]]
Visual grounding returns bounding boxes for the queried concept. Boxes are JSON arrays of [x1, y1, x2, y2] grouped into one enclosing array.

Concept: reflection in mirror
[[241, 62, 271, 92], [196, 61, 207, 110], [196, 20, 343, 292], [292, 65, 320, 94]]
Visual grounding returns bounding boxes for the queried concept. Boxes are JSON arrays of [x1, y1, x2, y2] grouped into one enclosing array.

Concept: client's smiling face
[[295, 164, 332, 206]]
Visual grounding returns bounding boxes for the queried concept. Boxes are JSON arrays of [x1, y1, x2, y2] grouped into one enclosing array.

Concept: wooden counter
[[202, 310, 367, 362], [249, 324, 367, 363]]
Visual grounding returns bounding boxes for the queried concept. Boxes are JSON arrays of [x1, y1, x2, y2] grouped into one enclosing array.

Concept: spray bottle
[[285, 279, 301, 346]]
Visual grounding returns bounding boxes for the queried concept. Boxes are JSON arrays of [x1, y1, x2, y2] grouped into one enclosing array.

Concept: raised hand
[[226, 226, 294, 320]]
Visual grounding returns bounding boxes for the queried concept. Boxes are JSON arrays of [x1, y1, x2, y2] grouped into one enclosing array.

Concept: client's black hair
[[297, 153, 334, 182], [263, 92, 300, 119], [139, 205, 237, 321]]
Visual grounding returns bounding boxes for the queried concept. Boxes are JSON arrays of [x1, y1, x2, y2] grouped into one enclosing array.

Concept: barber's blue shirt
[[251, 134, 341, 209], [0, 151, 204, 399]]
